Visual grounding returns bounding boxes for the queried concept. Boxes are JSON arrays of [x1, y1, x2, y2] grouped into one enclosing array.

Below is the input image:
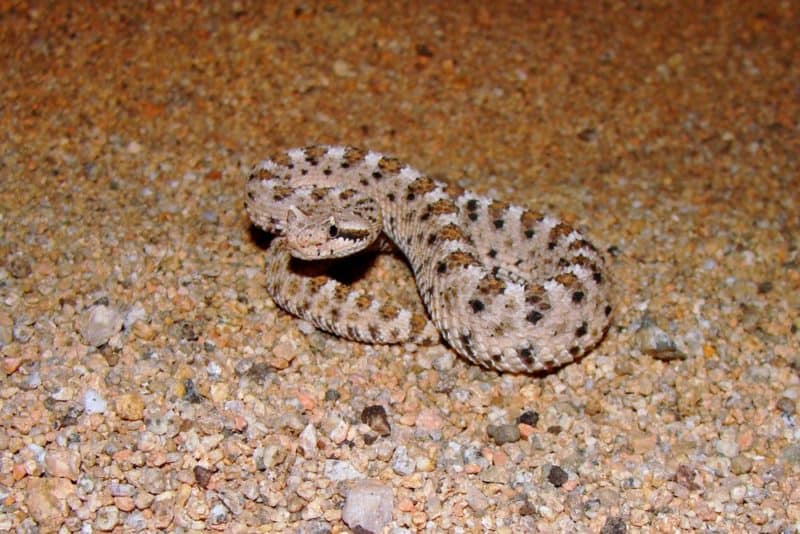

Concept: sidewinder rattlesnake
[[245, 145, 612, 373]]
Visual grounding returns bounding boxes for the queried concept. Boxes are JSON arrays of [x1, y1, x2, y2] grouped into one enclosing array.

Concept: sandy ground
[[1, 1, 799, 532]]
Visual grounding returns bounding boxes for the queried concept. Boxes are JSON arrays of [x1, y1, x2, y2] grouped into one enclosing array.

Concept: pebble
[[44, 449, 81, 480], [730, 455, 753, 475], [517, 410, 539, 427], [25, 479, 69, 529], [635, 317, 687, 361], [6, 253, 32, 278], [415, 408, 445, 436], [487, 424, 520, 445], [193, 465, 215, 488], [547, 465, 569, 487], [83, 388, 107, 414], [115, 392, 145, 420], [79, 304, 124, 347], [94, 505, 120, 531], [207, 503, 229, 525], [361, 405, 392, 437], [323, 460, 363, 481], [391, 446, 416, 476], [600, 516, 627, 534], [715, 438, 739, 459], [298, 423, 318, 457], [464, 483, 489, 514], [255, 444, 287, 470], [342, 479, 393, 533]]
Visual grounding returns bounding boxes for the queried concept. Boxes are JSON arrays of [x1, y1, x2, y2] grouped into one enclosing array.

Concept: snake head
[[285, 205, 380, 260]]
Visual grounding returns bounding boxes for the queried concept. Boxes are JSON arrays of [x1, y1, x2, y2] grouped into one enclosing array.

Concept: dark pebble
[[517, 410, 539, 427], [361, 405, 391, 436], [547, 465, 568, 487]]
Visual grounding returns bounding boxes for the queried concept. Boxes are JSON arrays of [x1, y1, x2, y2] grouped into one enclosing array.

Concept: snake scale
[[245, 145, 611, 373]]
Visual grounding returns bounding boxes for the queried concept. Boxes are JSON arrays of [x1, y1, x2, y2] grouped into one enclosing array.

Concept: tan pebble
[[287, 495, 305, 513], [389, 387, 406, 404], [209, 383, 228, 403], [630, 432, 657, 455], [272, 339, 297, 360], [397, 497, 415, 512], [112, 449, 133, 463], [629, 508, 649, 527], [131, 321, 156, 341], [401, 473, 424, 489], [329, 419, 349, 444], [45, 449, 81, 480], [411, 510, 427, 526], [296, 391, 316, 412], [415, 456, 435, 472], [737, 428, 754, 451], [25, 478, 69, 529], [147, 451, 169, 469], [12, 416, 33, 433], [12, 463, 27, 481], [398, 412, 417, 426], [3, 357, 22, 375], [415, 408, 445, 433], [492, 450, 509, 467], [114, 496, 136, 512], [518, 423, 536, 439], [116, 393, 145, 420], [268, 356, 292, 370], [464, 463, 481, 474]]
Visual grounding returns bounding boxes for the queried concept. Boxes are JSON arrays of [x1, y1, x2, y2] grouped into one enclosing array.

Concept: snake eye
[[328, 224, 338, 237]]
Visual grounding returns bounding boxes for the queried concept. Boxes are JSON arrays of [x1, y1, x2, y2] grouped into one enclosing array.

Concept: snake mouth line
[[334, 228, 371, 241]]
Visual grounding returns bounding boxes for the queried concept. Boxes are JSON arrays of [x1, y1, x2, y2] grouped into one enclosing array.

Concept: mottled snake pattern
[[245, 146, 611, 373]]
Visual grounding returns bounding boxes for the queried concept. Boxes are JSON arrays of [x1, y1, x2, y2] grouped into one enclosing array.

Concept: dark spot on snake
[[488, 249, 497, 258], [323, 168, 332, 175], [340, 162, 350, 168], [572, 291, 584, 304], [492, 353, 502, 363], [493, 219, 504, 229], [575, 322, 587, 337], [466, 198, 479, 211], [469, 299, 485, 313], [427, 234, 437, 245], [524, 229, 535, 238], [407, 193, 415, 201], [300, 169, 308, 175], [548, 241, 556, 250], [468, 212, 478, 222], [526, 311, 543, 325], [593, 271, 603, 284], [604, 305, 612, 316], [569, 346, 581, 356], [387, 192, 395, 202], [436, 261, 447, 274], [372, 171, 382, 179]]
